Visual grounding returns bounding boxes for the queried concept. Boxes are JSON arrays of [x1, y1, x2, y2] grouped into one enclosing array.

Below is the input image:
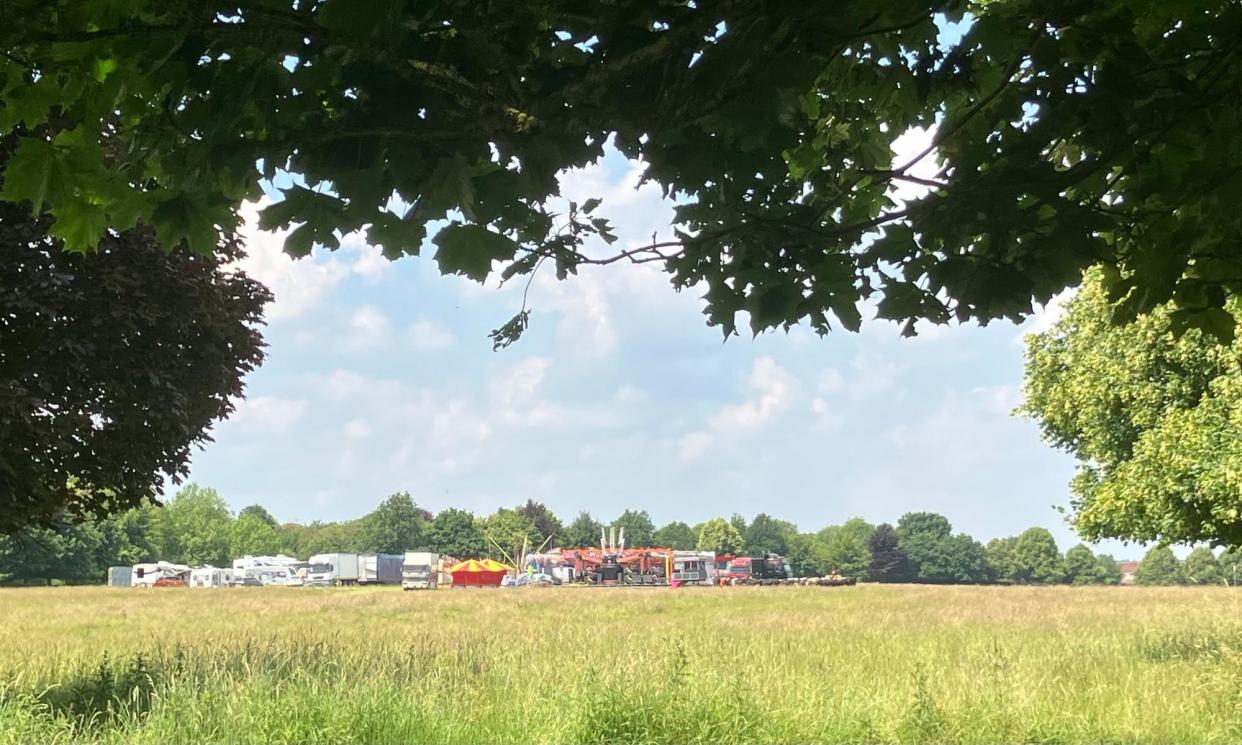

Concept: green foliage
[[477, 509, 538, 563], [1135, 547, 1185, 586], [652, 522, 696, 550], [518, 500, 563, 545], [1011, 528, 1064, 585], [428, 508, 486, 559], [896, 513, 990, 584], [867, 523, 912, 583], [354, 492, 425, 555], [785, 533, 831, 578], [0, 512, 144, 584], [238, 505, 278, 530], [1022, 271, 1242, 546], [744, 513, 791, 556], [151, 485, 232, 567], [985, 537, 1019, 584], [561, 512, 603, 550], [6, 1, 1241, 351], [610, 510, 655, 548], [1062, 545, 1121, 586], [228, 515, 282, 559], [1220, 549, 1242, 587], [1183, 547, 1222, 586], [817, 518, 875, 580], [696, 518, 744, 556], [0, 135, 270, 532]]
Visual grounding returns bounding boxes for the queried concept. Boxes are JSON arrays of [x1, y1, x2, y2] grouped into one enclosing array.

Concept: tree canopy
[[5, 1, 1240, 350], [354, 492, 426, 555], [1023, 270, 1242, 547], [0, 136, 269, 532], [696, 517, 744, 556]]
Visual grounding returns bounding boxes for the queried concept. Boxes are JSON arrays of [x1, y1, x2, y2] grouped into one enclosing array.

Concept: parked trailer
[[360, 553, 403, 584], [402, 552, 439, 590], [132, 561, 191, 587], [189, 566, 234, 588], [307, 553, 360, 586], [107, 566, 132, 587]]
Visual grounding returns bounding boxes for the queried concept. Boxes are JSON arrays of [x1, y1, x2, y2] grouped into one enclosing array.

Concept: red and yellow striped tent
[[449, 558, 511, 587]]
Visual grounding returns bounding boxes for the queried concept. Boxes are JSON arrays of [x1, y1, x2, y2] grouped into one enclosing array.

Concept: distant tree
[[293, 521, 362, 556], [1064, 544, 1107, 585], [653, 521, 697, 550], [744, 513, 790, 556], [0, 514, 114, 583], [428, 508, 486, 558], [1012, 528, 1064, 584], [562, 512, 603, 549], [611, 510, 655, 547], [477, 509, 538, 562], [867, 523, 913, 583], [518, 500, 563, 544], [1094, 553, 1123, 585], [151, 484, 232, 566], [986, 536, 1020, 584], [1220, 549, 1242, 586], [786, 533, 830, 578], [1135, 546, 1185, 586], [1183, 547, 1222, 585], [229, 514, 281, 558], [941, 534, 993, 584], [355, 492, 425, 554], [896, 512, 952, 582], [818, 519, 875, 579], [730, 514, 749, 541], [238, 505, 278, 529], [697, 518, 744, 555]]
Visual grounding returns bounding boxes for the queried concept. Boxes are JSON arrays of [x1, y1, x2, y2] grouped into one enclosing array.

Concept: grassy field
[[1, 584, 1240, 744]]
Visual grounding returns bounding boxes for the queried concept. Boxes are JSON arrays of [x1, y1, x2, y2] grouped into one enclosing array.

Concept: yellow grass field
[[1, 584, 1240, 744]]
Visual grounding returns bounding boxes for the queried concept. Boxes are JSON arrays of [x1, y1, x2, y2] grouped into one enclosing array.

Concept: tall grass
[[1, 585, 1240, 743]]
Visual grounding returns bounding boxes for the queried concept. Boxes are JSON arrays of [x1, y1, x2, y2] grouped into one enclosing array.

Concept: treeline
[[2, 485, 1240, 586]]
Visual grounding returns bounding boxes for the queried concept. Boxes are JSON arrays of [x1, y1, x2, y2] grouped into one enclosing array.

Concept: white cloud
[[817, 369, 844, 395], [847, 352, 904, 401], [345, 241, 392, 279], [888, 125, 940, 206], [229, 395, 308, 434], [343, 419, 372, 441], [233, 202, 348, 321], [344, 305, 392, 350], [409, 319, 455, 350], [678, 356, 797, 461]]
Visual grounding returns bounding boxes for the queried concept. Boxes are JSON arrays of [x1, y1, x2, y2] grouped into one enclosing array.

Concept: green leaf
[[367, 212, 427, 259], [433, 224, 518, 282], [581, 197, 602, 214], [0, 138, 58, 214], [48, 202, 109, 252]]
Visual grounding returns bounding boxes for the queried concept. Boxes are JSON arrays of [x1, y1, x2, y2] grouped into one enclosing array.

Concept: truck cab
[[402, 551, 438, 590]]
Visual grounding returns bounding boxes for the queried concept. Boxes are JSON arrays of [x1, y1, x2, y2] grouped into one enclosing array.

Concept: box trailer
[[360, 553, 403, 584], [402, 552, 439, 590], [107, 566, 132, 587], [307, 553, 360, 586]]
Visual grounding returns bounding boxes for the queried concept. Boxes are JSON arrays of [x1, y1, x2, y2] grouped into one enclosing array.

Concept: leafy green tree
[[0, 139, 270, 533], [611, 510, 655, 548], [786, 533, 830, 578], [0, 514, 116, 583], [428, 508, 486, 558], [653, 521, 697, 550], [986, 537, 1020, 584], [354, 492, 425, 554], [1135, 547, 1186, 586], [744, 513, 790, 556], [290, 521, 362, 557], [729, 515, 750, 542], [518, 500, 563, 544], [817, 519, 875, 579], [7, 2, 1239, 359], [228, 514, 281, 558], [1011, 528, 1064, 585], [1094, 554, 1123, 586], [561, 512, 603, 549], [238, 505, 278, 529], [151, 484, 233, 566], [697, 518, 744, 556], [896, 513, 989, 584], [1022, 271, 1242, 547], [1064, 544, 1107, 585], [477, 509, 538, 563], [1184, 547, 1223, 586], [867, 523, 912, 583], [1220, 549, 1242, 586]]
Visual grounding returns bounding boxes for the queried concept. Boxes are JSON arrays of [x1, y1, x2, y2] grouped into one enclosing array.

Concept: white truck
[[360, 553, 403, 585], [401, 552, 439, 590], [306, 552, 360, 586], [232, 554, 305, 586]]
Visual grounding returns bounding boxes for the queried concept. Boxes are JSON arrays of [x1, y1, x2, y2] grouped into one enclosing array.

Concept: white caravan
[[131, 561, 191, 587], [189, 566, 234, 587]]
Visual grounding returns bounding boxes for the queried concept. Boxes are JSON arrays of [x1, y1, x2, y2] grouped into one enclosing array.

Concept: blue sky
[[188, 138, 1136, 557]]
